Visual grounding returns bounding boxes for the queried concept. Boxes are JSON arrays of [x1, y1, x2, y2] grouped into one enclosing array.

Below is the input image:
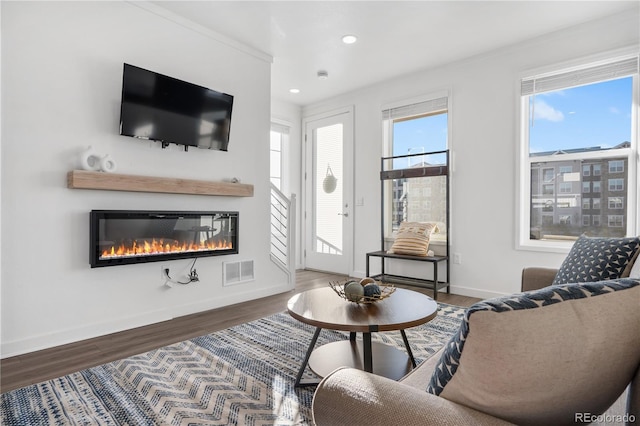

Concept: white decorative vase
[[79, 146, 102, 171], [99, 155, 117, 173]]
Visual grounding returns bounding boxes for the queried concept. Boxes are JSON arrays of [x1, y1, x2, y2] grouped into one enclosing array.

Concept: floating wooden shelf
[[67, 170, 254, 197]]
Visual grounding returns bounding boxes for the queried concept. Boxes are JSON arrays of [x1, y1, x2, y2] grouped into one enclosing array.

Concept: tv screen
[[119, 64, 233, 151]]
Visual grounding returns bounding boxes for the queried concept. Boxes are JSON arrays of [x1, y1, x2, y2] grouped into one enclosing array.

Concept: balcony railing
[[270, 184, 296, 282]]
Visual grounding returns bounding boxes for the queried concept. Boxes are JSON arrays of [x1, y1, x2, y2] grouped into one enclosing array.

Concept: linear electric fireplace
[[90, 210, 238, 268]]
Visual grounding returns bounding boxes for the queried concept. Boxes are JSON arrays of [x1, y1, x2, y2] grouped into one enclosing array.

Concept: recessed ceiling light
[[342, 35, 357, 44], [289, 88, 300, 94]]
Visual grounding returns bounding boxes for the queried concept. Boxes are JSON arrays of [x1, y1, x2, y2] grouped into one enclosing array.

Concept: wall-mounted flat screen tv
[[119, 63, 233, 151]]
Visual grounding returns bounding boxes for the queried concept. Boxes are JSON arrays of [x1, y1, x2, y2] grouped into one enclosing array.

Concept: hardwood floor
[[0, 270, 480, 393]]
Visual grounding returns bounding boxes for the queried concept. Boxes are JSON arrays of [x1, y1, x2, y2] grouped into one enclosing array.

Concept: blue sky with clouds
[[392, 76, 633, 163], [392, 114, 447, 167], [529, 76, 632, 153]]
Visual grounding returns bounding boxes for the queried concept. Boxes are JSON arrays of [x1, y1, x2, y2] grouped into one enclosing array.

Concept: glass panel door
[[304, 108, 353, 274]]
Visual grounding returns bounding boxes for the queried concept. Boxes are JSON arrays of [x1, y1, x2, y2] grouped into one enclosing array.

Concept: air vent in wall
[[223, 260, 255, 286]]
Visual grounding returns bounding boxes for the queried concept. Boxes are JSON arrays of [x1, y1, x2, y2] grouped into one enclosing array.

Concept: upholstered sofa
[[312, 236, 640, 425]]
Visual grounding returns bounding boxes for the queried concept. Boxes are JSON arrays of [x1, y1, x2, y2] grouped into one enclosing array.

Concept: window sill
[[517, 238, 574, 254]]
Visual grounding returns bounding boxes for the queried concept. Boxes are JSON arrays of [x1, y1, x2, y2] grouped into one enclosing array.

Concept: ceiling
[[152, 1, 638, 106]]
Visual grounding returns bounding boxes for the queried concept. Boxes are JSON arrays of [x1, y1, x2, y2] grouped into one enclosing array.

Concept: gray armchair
[[312, 270, 640, 425], [521, 266, 558, 292]]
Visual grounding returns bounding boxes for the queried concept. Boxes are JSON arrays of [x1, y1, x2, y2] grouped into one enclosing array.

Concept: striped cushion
[[388, 222, 436, 256]]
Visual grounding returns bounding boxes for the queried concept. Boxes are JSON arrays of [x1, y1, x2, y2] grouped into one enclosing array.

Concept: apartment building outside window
[[593, 164, 601, 176], [382, 92, 449, 237], [609, 160, 624, 173], [582, 182, 590, 193], [520, 54, 638, 248], [559, 182, 572, 194], [608, 178, 624, 191], [593, 198, 601, 210], [609, 215, 624, 227], [559, 166, 573, 175], [608, 197, 624, 209]]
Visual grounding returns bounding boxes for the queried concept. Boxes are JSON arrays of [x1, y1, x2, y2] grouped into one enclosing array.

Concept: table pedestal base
[[309, 340, 412, 381]]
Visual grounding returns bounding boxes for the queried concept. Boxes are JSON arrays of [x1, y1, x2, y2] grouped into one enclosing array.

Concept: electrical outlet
[[453, 253, 462, 264], [161, 265, 171, 284]]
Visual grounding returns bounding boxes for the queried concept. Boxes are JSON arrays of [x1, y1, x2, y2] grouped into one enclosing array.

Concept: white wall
[[1, 2, 289, 357], [303, 10, 639, 299]]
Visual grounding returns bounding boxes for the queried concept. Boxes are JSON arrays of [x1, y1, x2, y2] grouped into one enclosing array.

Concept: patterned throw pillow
[[552, 235, 640, 285], [427, 278, 640, 425], [630, 256, 640, 278], [387, 222, 436, 256], [621, 246, 640, 277]]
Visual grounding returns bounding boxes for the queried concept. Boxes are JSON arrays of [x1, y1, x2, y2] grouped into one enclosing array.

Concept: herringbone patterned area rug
[[1, 304, 464, 425]]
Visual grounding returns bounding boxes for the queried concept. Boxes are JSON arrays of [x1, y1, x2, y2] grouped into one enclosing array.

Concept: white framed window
[[609, 160, 625, 173], [582, 182, 590, 193], [593, 164, 602, 176], [382, 92, 449, 238], [270, 121, 290, 192], [608, 178, 624, 191], [559, 182, 572, 193], [608, 197, 624, 209], [608, 215, 624, 227], [582, 199, 590, 210], [559, 215, 571, 225], [518, 53, 638, 251]]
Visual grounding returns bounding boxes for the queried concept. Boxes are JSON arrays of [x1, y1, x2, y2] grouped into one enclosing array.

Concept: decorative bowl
[[329, 279, 395, 304]]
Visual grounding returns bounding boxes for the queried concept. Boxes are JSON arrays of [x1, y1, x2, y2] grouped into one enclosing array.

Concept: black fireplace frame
[[90, 210, 239, 268]]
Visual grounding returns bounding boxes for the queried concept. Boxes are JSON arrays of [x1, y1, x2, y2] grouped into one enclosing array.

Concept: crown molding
[[128, 1, 273, 64]]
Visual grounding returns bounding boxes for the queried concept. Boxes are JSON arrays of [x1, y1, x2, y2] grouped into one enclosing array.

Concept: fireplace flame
[[100, 238, 233, 260]]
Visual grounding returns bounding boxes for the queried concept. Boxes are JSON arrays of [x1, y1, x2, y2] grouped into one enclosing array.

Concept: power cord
[[165, 258, 199, 285]]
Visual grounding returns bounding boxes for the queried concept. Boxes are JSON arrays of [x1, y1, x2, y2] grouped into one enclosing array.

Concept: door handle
[[338, 212, 349, 217]]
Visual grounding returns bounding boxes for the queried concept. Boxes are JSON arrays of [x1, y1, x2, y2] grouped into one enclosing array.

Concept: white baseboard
[[352, 270, 506, 300], [1, 309, 173, 359], [1, 282, 293, 359], [446, 285, 508, 300], [351, 270, 366, 279], [169, 282, 293, 318]]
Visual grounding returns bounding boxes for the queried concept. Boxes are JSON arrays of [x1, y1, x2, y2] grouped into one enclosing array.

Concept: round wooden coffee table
[[287, 286, 438, 386]]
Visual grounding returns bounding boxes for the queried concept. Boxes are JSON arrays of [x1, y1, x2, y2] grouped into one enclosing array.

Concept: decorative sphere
[[363, 284, 381, 298], [344, 282, 364, 302], [343, 280, 359, 289], [359, 277, 376, 286]]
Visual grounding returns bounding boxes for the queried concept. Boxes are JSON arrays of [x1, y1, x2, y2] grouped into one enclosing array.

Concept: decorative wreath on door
[[323, 164, 337, 194]]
